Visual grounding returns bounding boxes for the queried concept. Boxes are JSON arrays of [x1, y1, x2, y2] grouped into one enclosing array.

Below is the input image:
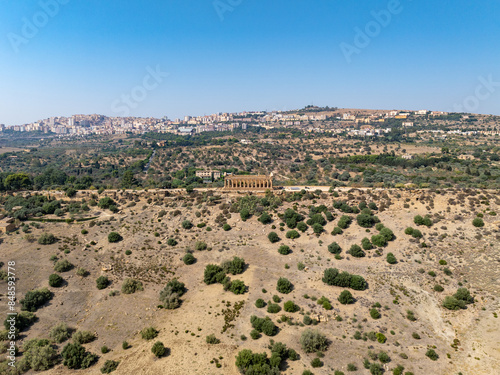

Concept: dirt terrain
[[0, 188, 499, 375]]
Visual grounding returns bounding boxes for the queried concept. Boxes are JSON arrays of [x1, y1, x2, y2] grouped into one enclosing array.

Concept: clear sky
[[0, 0, 499, 125]]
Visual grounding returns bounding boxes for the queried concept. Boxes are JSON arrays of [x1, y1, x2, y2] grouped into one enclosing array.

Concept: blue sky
[[0, 0, 499, 125]]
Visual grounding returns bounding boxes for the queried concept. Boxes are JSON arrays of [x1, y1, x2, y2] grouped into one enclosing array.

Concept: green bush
[[311, 358, 323, 368], [107, 232, 122, 243], [167, 238, 178, 246], [204, 264, 223, 284], [21, 288, 53, 312], [371, 235, 387, 247], [278, 245, 291, 255], [98, 197, 115, 209], [182, 220, 193, 229], [221, 256, 246, 275], [121, 278, 143, 294], [361, 237, 373, 250], [100, 360, 120, 373], [96, 276, 110, 290], [453, 288, 473, 304], [370, 309, 381, 319], [230, 280, 247, 295], [72, 330, 96, 344], [258, 212, 272, 224], [376, 333, 387, 343], [404, 227, 414, 235], [338, 290, 354, 305], [337, 215, 352, 229], [434, 284, 444, 292], [49, 322, 70, 343], [378, 351, 390, 363], [250, 316, 277, 336], [322, 268, 368, 290], [472, 218, 484, 227], [328, 242, 341, 254], [356, 214, 376, 228], [38, 233, 56, 245], [443, 296, 466, 310], [61, 342, 97, 369], [206, 334, 220, 344], [380, 227, 394, 241], [297, 222, 308, 232], [331, 226, 343, 235], [141, 327, 159, 340], [19, 338, 58, 371], [300, 329, 328, 353], [393, 365, 405, 375], [349, 244, 365, 258], [54, 259, 73, 272], [159, 279, 186, 309], [284, 301, 299, 312], [255, 299, 266, 308], [312, 223, 324, 234], [48, 274, 63, 287], [151, 341, 167, 358], [4, 311, 37, 333], [267, 303, 282, 314], [276, 277, 293, 294], [268, 232, 280, 243], [425, 349, 439, 361], [194, 241, 207, 251], [183, 253, 196, 265], [386, 253, 397, 264], [223, 223, 232, 231], [240, 209, 251, 221], [411, 229, 422, 238], [286, 230, 300, 239]]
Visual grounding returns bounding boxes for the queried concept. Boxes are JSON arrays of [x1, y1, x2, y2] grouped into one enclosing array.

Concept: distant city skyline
[[1, 0, 499, 126]]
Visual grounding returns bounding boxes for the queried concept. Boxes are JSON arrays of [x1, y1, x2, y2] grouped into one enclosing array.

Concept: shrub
[[312, 223, 324, 234], [406, 310, 416, 321], [411, 229, 422, 238], [223, 223, 231, 231], [182, 220, 193, 229], [378, 351, 390, 363], [76, 267, 88, 277], [286, 230, 300, 239], [276, 277, 293, 294], [338, 290, 354, 305], [376, 333, 387, 343], [284, 301, 299, 312], [255, 299, 266, 308], [371, 235, 387, 247], [380, 227, 394, 241], [206, 334, 220, 344], [393, 365, 405, 375], [268, 232, 280, 243], [328, 242, 341, 254], [21, 288, 53, 312], [425, 349, 439, 361], [141, 327, 159, 340], [349, 244, 365, 258], [404, 227, 414, 235], [453, 288, 473, 304], [278, 245, 291, 255], [443, 296, 466, 310], [121, 278, 143, 294], [72, 330, 96, 344], [96, 276, 110, 290], [472, 218, 484, 227], [300, 329, 328, 353], [322, 268, 367, 290], [100, 360, 120, 373], [183, 253, 196, 265], [332, 226, 343, 235], [204, 264, 223, 284], [240, 208, 251, 221], [357, 214, 376, 228], [311, 358, 323, 368], [267, 303, 282, 314], [167, 238, 178, 246], [38, 233, 56, 245], [151, 341, 167, 358], [297, 222, 308, 232], [221, 256, 246, 275], [101, 345, 110, 354], [48, 274, 63, 287], [159, 279, 186, 309], [370, 363, 384, 375], [107, 232, 122, 243], [61, 342, 97, 369], [434, 284, 444, 292], [20, 338, 58, 371], [194, 241, 207, 251], [361, 237, 373, 250], [230, 280, 247, 295], [122, 341, 129, 350], [54, 259, 73, 272], [370, 309, 381, 319], [412, 332, 420, 339], [337, 215, 352, 229], [4, 311, 37, 332], [98, 197, 115, 209], [303, 315, 312, 325], [50, 322, 70, 343], [386, 253, 397, 264], [258, 212, 272, 224]]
